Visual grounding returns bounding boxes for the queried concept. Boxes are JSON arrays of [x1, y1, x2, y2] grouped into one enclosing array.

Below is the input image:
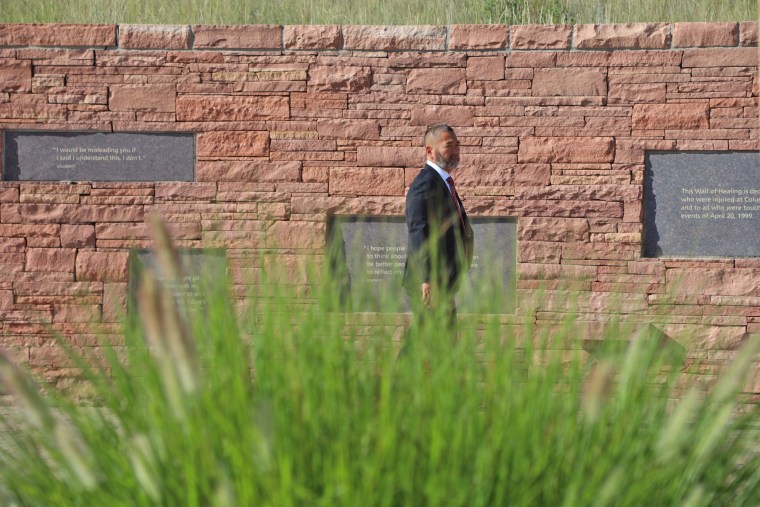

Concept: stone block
[[518, 217, 589, 242], [196, 161, 301, 182], [740, 21, 758, 47], [317, 119, 380, 139], [406, 68, 466, 95], [532, 68, 606, 96], [519, 241, 561, 263], [343, 25, 445, 50], [52, 304, 101, 324], [632, 103, 709, 130], [0, 24, 116, 46], [284, 25, 342, 49], [0, 187, 19, 203], [192, 24, 282, 49], [330, 167, 404, 196], [109, 84, 176, 112], [410, 105, 475, 127], [155, 182, 216, 201], [608, 83, 666, 104], [357, 146, 421, 167], [76, 251, 129, 282], [507, 51, 557, 68], [197, 131, 270, 157], [673, 22, 739, 47], [118, 24, 192, 49], [26, 248, 76, 272], [681, 47, 757, 67], [519, 137, 615, 163], [466, 56, 505, 81], [0, 224, 59, 240], [608, 50, 684, 67], [265, 221, 325, 249], [61, 224, 95, 248], [574, 23, 670, 49], [511, 25, 572, 49], [308, 65, 372, 92], [176, 95, 289, 121], [0, 61, 31, 92], [667, 268, 760, 297], [448, 25, 508, 50], [14, 203, 144, 224]]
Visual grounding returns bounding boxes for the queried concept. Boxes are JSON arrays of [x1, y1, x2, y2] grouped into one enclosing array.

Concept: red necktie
[[446, 176, 469, 259]]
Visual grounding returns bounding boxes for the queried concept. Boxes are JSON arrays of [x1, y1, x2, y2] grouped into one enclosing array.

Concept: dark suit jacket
[[403, 164, 474, 294]]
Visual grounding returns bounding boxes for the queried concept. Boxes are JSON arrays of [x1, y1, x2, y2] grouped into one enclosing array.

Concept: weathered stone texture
[[343, 25, 446, 50], [574, 23, 670, 49], [197, 131, 270, 157], [0, 24, 116, 46], [448, 25, 508, 50], [357, 147, 421, 167], [192, 25, 282, 49], [284, 25, 342, 49], [406, 68, 466, 95], [410, 105, 475, 126], [632, 104, 709, 130], [740, 21, 758, 47], [0, 60, 32, 92], [61, 225, 95, 248], [197, 161, 301, 182], [26, 248, 76, 273], [511, 25, 572, 49], [76, 251, 130, 282], [317, 119, 380, 139], [681, 48, 757, 67], [119, 24, 192, 49], [519, 137, 615, 163], [532, 69, 606, 96], [329, 167, 404, 196], [309, 66, 372, 92], [467, 56, 505, 81], [109, 84, 176, 112], [176, 95, 289, 121], [673, 22, 739, 47]]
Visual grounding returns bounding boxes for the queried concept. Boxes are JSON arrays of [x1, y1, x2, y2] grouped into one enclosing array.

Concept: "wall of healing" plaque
[[328, 216, 517, 314], [644, 151, 760, 257], [3, 131, 194, 181]]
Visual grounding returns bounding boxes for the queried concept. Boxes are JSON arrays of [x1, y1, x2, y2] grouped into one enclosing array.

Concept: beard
[[435, 150, 460, 171]]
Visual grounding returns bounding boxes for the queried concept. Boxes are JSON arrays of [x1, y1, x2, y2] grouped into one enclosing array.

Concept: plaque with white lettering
[[644, 152, 760, 257], [328, 216, 517, 313], [3, 131, 194, 181], [128, 249, 227, 317]]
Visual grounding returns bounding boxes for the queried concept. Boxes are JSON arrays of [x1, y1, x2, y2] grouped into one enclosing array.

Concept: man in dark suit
[[403, 125, 474, 335]]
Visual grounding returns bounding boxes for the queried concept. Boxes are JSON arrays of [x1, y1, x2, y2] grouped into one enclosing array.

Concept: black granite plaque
[[3, 131, 194, 181], [328, 216, 517, 314], [128, 249, 227, 316], [644, 151, 760, 257]]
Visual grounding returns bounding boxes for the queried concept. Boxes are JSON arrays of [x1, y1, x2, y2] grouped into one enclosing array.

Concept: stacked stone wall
[[0, 22, 757, 392]]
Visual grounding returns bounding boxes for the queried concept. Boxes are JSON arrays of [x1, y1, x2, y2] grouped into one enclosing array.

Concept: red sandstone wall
[[0, 22, 757, 390]]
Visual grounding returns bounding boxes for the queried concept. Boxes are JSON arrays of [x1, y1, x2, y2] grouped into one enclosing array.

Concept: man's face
[[429, 131, 460, 171]]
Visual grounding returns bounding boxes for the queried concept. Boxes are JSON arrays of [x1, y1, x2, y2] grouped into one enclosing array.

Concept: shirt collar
[[426, 160, 451, 183]]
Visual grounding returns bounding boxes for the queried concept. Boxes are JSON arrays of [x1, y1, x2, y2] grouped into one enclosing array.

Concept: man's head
[[424, 125, 460, 172]]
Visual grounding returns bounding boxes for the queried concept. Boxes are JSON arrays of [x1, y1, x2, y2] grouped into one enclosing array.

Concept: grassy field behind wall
[[0, 0, 755, 25]]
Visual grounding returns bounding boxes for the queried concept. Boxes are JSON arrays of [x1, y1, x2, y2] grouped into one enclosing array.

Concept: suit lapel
[[424, 164, 470, 234]]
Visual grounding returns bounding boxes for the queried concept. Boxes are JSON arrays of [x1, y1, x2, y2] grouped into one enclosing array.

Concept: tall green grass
[[0, 0, 754, 25], [1, 219, 760, 506]]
